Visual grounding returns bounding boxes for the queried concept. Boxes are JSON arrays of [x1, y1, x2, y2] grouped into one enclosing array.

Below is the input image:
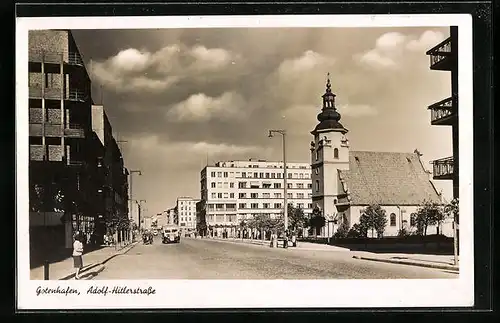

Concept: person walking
[[73, 233, 84, 280]]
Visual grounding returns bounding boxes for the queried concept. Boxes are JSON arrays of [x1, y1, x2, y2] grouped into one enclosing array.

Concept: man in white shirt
[[72, 233, 84, 279]]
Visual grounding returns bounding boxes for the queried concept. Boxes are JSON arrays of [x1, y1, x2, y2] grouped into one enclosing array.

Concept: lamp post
[[136, 199, 146, 230], [268, 130, 288, 233], [129, 170, 142, 227]]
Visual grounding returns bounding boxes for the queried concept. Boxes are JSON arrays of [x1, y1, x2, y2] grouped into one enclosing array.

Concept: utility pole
[[268, 130, 288, 233], [137, 199, 146, 230], [129, 170, 142, 227]]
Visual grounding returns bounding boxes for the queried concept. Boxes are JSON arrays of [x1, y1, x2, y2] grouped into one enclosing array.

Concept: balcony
[[426, 37, 454, 71], [64, 124, 85, 138], [431, 156, 454, 180], [29, 87, 89, 102], [28, 51, 85, 66], [428, 96, 457, 125]]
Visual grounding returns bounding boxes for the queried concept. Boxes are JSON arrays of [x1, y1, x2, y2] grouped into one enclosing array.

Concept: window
[[297, 183, 304, 189], [308, 203, 313, 209], [299, 173, 304, 179], [224, 172, 228, 177], [239, 193, 246, 198], [297, 193, 304, 199], [217, 172, 222, 177], [271, 173, 276, 178], [315, 150, 319, 161], [239, 203, 246, 209], [259, 172, 264, 178], [274, 193, 282, 198], [390, 213, 396, 226], [230, 182, 234, 188], [315, 180, 320, 192], [263, 193, 270, 198], [274, 183, 282, 189], [250, 193, 258, 198], [265, 173, 270, 178], [217, 193, 223, 198], [242, 172, 246, 178], [211, 182, 216, 188], [410, 213, 417, 227], [211, 193, 216, 199], [263, 183, 271, 189], [211, 172, 216, 177], [274, 203, 282, 209], [230, 172, 234, 177], [334, 148, 339, 159], [217, 182, 222, 188], [277, 173, 282, 179], [238, 182, 247, 188], [216, 204, 224, 210], [287, 193, 293, 199], [223, 193, 228, 199], [223, 182, 228, 188], [287, 183, 293, 189], [230, 193, 234, 198], [251, 203, 259, 209], [253, 172, 258, 178], [263, 203, 270, 209], [297, 203, 304, 208], [308, 183, 313, 189], [288, 173, 293, 179], [315, 168, 319, 175]]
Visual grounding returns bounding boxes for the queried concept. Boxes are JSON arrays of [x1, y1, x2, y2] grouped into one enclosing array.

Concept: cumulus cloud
[[277, 50, 332, 77], [166, 92, 246, 122], [88, 44, 238, 93], [406, 30, 446, 52], [356, 30, 445, 69]]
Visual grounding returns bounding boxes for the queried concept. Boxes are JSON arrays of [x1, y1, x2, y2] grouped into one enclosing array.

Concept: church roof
[[338, 151, 442, 206]]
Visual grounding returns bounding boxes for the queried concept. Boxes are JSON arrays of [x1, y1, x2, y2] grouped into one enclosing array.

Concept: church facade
[[309, 76, 452, 238]]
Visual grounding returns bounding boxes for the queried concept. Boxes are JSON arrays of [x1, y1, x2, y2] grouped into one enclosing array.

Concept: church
[[309, 76, 452, 238]]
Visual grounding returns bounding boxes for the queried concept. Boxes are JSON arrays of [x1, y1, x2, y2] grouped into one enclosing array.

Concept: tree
[[347, 223, 366, 238], [415, 200, 445, 236], [309, 207, 326, 237], [333, 220, 349, 239], [359, 204, 387, 238], [288, 205, 307, 233], [444, 198, 459, 223]]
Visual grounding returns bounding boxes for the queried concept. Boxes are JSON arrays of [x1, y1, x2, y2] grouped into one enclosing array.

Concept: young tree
[[415, 200, 445, 236], [359, 204, 387, 238], [288, 205, 307, 233]]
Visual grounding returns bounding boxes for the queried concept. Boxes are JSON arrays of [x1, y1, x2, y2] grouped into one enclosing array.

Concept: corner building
[[200, 159, 313, 237]]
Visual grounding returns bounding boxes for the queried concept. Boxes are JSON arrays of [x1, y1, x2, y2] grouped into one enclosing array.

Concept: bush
[[333, 221, 349, 239], [347, 223, 366, 238]]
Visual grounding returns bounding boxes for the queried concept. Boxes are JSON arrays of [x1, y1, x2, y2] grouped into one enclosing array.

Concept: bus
[[162, 225, 180, 244]]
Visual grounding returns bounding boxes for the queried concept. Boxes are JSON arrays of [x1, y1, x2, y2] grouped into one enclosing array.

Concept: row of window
[[210, 182, 313, 189], [179, 217, 194, 222], [209, 171, 310, 179], [209, 192, 312, 199], [315, 148, 340, 161]]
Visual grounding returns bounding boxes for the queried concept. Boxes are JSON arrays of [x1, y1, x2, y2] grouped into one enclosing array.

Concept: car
[[162, 227, 180, 244]]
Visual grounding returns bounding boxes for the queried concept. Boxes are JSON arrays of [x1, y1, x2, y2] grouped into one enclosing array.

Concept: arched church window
[[390, 213, 396, 226], [334, 148, 339, 159]]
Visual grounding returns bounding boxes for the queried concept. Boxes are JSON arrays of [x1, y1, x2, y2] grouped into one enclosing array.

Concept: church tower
[[310, 74, 350, 237]]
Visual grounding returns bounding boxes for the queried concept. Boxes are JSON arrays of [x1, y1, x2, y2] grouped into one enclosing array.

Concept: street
[[95, 236, 457, 279]]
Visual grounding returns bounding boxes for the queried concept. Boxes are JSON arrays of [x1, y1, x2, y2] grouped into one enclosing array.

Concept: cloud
[[406, 30, 446, 52], [166, 92, 246, 122], [88, 44, 238, 93], [277, 50, 334, 78], [337, 104, 378, 117], [356, 30, 445, 69]]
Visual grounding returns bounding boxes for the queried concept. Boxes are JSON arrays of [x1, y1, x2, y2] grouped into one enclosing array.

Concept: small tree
[[288, 205, 307, 233], [359, 204, 387, 238], [333, 220, 349, 239], [415, 200, 445, 236], [347, 223, 366, 238]]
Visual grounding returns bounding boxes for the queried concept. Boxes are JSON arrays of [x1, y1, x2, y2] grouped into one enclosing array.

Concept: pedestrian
[[73, 233, 84, 280]]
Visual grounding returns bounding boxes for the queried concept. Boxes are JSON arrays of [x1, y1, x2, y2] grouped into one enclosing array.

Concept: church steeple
[[312, 73, 348, 135]]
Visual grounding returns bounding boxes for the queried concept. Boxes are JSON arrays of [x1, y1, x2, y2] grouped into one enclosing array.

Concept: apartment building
[[176, 197, 200, 230], [199, 159, 313, 236]]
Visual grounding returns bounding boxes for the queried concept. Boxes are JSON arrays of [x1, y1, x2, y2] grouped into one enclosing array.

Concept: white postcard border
[[16, 14, 474, 309]]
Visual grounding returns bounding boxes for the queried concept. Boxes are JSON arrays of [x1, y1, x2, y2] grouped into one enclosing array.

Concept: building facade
[[176, 197, 199, 231], [199, 160, 313, 237], [28, 30, 128, 267], [310, 76, 450, 238]]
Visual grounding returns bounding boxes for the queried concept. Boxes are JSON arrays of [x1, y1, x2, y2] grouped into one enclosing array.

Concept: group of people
[[142, 231, 154, 244]]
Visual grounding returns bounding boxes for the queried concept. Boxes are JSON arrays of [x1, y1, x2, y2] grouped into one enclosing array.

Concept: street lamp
[[136, 199, 146, 230], [268, 129, 288, 232], [129, 170, 142, 225]]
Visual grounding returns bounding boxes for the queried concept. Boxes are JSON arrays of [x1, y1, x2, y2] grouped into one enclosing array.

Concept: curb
[[352, 255, 459, 272], [204, 238, 351, 251], [60, 242, 138, 280]]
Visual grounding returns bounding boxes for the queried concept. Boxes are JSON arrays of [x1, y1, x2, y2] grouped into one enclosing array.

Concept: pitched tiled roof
[[338, 151, 442, 205]]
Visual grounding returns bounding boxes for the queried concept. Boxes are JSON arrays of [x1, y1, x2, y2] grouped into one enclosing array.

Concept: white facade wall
[[201, 160, 313, 227], [177, 197, 199, 230]]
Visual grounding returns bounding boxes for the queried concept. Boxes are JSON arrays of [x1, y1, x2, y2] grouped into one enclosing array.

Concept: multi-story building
[[199, 159, 313, 237], [426, 28, 458, 200], [176, 197, 199, 231], [27, 30, 128, 267], [91, 105, 129, 245]]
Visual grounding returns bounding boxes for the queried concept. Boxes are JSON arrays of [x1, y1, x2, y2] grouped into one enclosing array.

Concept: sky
[[70, 27, 453, 219]]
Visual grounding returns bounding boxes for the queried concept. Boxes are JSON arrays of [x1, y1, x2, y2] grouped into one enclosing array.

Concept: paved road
[[95, 236, 457, 279]]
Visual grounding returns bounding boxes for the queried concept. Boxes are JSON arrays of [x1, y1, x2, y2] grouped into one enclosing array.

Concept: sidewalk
[[30, 241, 138, 280], [352, 251, 459, 272], [199, 236, 350, 252]]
